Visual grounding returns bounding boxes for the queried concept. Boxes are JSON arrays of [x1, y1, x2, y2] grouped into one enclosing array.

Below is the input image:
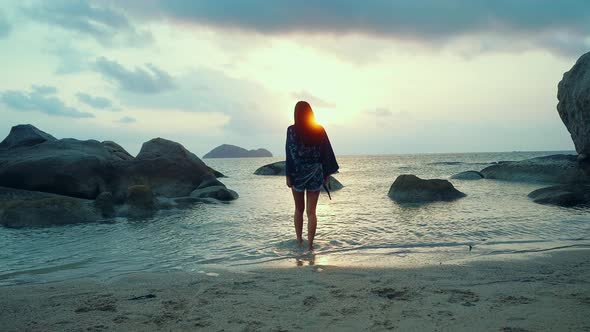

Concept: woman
[[285, 101, 339, 251]]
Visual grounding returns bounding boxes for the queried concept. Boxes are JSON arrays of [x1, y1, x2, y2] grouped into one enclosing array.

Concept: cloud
[[31, 85, 58, 95], [1, 86, 94, 118], [94, 57, 176, 94], [23, 0, 152, 47], [116, 116, 136, 124], [76, 92, 118, 111], [114, 67, 283, 135], [0, 11, 11, 39], [292, 91, 336, 108], [117, 0, 590, 56]]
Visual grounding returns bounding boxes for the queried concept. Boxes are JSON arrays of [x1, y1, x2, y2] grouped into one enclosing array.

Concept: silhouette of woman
[[285, 101, 339, 251]]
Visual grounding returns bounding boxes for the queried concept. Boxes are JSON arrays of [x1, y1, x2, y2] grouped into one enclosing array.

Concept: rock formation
[[0, 124, 238, 227], [480, 155, 588, 184], [528, 184, 590, 207], [557, 51, 590, 158], [450, 171, 484, 180], [203, 144, 272, 158], [388, 174, 466, 203], [254, 161, 286, 175]]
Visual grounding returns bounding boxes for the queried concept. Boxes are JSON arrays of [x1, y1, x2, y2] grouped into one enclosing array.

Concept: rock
[[254, 161, 286, 175], [480, 154, 589, 184], [0, 187, 101, 228], [123, 138, 214, 198], [190, 186, 239, 201], [323, 176, 344, 191], [450, 171, 484, 180], [126, 185, 156, 218], [528, 184, 590, 207], [388, 174, 466, 203], [0, 135, 123, 199], [557, 51, 590, 156], [207, 166, 225, 178], [0, 125, 235, 204], [94, 191, 115, 217], [0, 124, 57, 149], [204, 144, 272, 158], [102, 141, 134, 161], [197, 174, 226, 189]]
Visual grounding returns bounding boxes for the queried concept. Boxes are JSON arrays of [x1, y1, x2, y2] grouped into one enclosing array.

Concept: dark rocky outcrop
[[388, 174, 466, 203], [119, 138, 214, 199], [480, 155, 588, 184], [0, 186, 103, 228], [557, 51, 590, 157], [0, 124, 56, 149], [450, 171, 484, 180], [528, 184, 590, 207], [204, 144, 272, 158], [254, 161, 286, 175], [0, 125, 239, 226], [324, 176, 344, 192]]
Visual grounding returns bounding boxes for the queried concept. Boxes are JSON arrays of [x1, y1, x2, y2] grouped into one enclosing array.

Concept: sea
[[1, 151, 589, 286]]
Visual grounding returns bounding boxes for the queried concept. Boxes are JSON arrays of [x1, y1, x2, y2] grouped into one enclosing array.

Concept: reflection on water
[[1, 151, 590, 285]]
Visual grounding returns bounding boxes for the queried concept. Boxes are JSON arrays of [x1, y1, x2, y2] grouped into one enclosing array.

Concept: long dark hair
[[294, 101, 323, 145]]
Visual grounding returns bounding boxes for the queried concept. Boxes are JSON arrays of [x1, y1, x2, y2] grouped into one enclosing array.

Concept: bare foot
[[297, 239, 303, 247]]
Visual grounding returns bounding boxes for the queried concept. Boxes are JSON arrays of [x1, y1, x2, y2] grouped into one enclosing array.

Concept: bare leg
[[306, 190, 320, 251], [291, 189, 305, 246]]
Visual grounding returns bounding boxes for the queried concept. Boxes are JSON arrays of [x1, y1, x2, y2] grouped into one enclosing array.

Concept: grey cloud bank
[[23, 0, 153, 47], [115, 0, 590, 56]]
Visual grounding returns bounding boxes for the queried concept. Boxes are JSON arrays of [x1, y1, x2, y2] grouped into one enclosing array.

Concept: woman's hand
[[286, 176, 292, 188], [324, 176, 330, 186]]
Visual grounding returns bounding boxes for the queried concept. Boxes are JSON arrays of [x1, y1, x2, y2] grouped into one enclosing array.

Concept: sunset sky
[[0, 1, 588, 156]]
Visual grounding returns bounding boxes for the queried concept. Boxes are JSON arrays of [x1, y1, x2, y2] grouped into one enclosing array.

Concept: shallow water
[[1, 151, 590, 285]]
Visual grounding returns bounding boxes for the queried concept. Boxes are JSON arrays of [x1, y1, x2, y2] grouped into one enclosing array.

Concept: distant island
[[203, 144, 273, 158]]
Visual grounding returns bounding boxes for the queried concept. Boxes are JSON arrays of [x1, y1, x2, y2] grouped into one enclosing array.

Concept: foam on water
[[1, 151, 589, 285]]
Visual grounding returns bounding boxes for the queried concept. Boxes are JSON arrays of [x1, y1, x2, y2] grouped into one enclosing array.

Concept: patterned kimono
[[285, 125, 339, 192]]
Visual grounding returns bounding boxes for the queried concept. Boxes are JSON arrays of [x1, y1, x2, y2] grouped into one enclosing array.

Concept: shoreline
[[1, 248, 589, 331]]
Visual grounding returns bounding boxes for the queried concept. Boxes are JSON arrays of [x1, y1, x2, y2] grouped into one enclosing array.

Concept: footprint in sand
[[442, 289, 479, 306], [371, 287, 412, 301], [303, 295, 319, 307]]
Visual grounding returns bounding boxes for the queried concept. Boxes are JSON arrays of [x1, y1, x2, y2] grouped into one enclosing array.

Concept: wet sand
[[1, 249, 589, 331]]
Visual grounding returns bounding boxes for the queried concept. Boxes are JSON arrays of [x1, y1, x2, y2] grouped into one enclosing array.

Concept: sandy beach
[[1, 249, 589, 331]]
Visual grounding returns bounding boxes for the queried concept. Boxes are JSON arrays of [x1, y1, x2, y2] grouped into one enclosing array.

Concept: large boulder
[[480, 155, 588, 184], [0, 187, 102, 228], [118, 138, 214, 199], [190, 186, 239, 201], [254, 161, 286, 175], [557, 51, 590, 157], [0, 124, 56, 149], [528, 184, 590, 207], [204, 144, 272, 158], [102, 141, 134, 161], [0, 135, 125, 199], [323, 176, 344, 191], [450, 171, 484, 180], [388, 174, 466, 203]]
